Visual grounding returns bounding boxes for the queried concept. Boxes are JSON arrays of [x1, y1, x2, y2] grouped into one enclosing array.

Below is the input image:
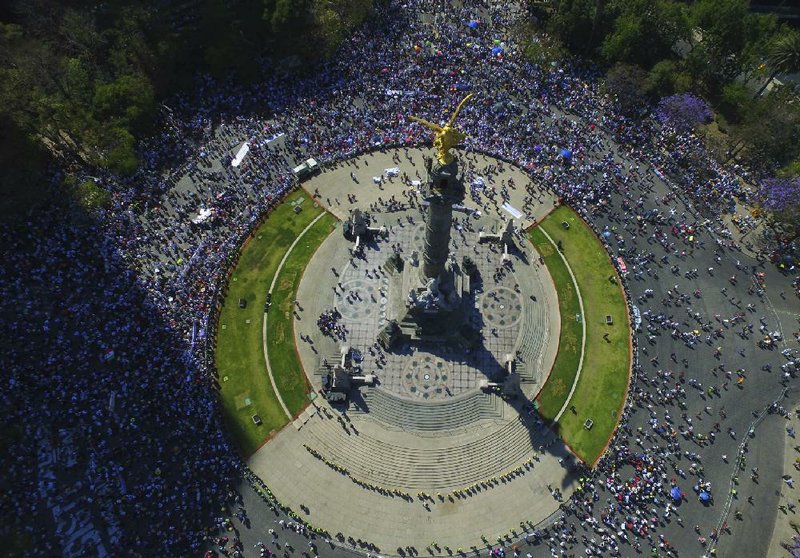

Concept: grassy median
[[529, 227, 582, 420], [530, 206, 630, 464], [215, 190, 327, 456], [267, 212, 337, 415]]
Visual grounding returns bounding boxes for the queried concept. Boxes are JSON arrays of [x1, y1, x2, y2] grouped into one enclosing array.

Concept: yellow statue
[[409, 93, 473, 165]]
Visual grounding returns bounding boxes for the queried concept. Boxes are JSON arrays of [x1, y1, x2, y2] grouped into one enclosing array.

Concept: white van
[[292, 158, 319, 180]]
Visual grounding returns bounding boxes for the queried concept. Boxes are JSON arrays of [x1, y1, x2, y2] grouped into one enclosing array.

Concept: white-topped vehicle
[[292, 158, 319, 180]]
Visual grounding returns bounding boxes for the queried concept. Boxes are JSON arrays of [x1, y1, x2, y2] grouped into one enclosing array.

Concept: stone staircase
[[314, 351, 344, 375], [304, 413, 539, 490], [515, 300, 549, 387], [349, 387, 503, 432]]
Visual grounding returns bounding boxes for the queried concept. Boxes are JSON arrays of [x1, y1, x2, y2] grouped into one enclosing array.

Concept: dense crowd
[[317, 308, 346, 341], [2, 0, 798, 556]]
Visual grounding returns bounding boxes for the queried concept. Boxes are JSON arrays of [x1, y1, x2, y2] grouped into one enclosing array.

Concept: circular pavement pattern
[[481, 286, 524, 329], [272, 148, 568, 555], [400, 355, 453, 400], [335, 278, 382, 321]]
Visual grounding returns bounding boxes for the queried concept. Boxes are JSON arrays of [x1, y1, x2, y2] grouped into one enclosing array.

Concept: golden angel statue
[[409, 93, 473, 165]]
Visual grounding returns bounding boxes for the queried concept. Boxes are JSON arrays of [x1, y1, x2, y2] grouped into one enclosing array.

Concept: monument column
[[421, 159, 464, 281], [408, 93, 472, 282]]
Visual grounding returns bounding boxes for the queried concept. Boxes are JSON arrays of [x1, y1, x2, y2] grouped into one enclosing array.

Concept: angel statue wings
[[408, 93, 473, 165]]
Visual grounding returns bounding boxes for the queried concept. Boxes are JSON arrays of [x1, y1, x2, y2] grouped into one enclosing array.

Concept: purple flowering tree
[[758, 177, 800, 244], [656, 93, 713, 132]]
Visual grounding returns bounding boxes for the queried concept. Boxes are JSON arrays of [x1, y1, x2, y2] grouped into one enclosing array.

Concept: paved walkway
[[767, 408, 800, 557], [296, 147, 560, 399], [249, 397, 578, 552], [293, 208, 560, 400], [312, 148, 556, 227]]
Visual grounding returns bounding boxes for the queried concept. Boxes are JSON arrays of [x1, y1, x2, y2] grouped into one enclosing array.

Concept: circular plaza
[[246, 147, 588, 552]]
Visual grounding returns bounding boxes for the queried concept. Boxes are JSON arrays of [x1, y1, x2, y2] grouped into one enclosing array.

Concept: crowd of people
[[2, 0, 798, 556], [317, 308, 346, 341]]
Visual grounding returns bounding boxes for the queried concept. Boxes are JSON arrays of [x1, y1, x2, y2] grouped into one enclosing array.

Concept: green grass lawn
[[215, 191, 327, 456], [267, 212, 337, 415], [531, 206, 631, 465], [528, 227, 582, 420]]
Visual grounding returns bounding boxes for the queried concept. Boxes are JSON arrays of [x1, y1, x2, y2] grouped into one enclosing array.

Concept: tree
[[718, 82, 753, 124], [656, 93, 712, 132], [261, 0, 370, 61], [74, 179, 111, 210], [758, 178, 800, 214], [602, 62, 648, 114], [600, 13, 644, 65], [589, 0, 607, 51], [754, 30, 800, 98], [778, 161, 800, 179], [689, 0, 776, 90], [0, 115, 52, 219], [548, 0, 608, 54], [729, 88, 800, 168], [92, 74, 155, 130], [601, 0, 689, 68], [0, 31, 92, 165], [0, 0, 370, 187], [647, 59, 692, 99], [692, 0, 749, 51], [738, 11, 778, 82], [756, 177, 800, 244], [310, 0, 372, 59], [95, 126, 138, 175], [195, 0, 270, 81], [267, 0, 312, 36]]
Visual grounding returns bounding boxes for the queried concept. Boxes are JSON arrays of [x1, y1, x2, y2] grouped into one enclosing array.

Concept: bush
[[74, 179, 111, 210], [777, 160, 800, 179]]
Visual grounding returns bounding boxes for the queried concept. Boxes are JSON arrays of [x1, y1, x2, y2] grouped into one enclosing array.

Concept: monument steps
[[349, 387, 503, 432], [305, 413, 537, 490], [516, 302, 548, 384]]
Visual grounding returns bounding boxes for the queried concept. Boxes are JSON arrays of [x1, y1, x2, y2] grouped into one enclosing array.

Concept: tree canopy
[[600, 0, 689, 69], [0, 0, 374, 213], [539, 0, 800, 174], [757, 177, 800, 245], [656, 93, 713, 132]]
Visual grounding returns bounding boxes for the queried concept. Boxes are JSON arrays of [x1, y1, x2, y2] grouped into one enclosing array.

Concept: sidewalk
[[767, 410, 800, 557], [309, 147, 557, 229], [249, 403, 577, 553]]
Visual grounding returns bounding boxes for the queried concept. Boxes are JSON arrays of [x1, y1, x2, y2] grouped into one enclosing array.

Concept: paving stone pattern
[[333, 208, 549, 403]]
